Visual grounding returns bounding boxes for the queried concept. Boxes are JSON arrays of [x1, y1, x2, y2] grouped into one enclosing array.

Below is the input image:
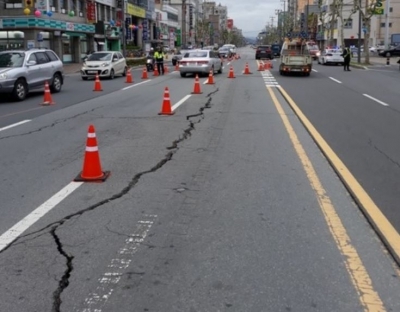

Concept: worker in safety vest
[[154, 47, 165, 75]]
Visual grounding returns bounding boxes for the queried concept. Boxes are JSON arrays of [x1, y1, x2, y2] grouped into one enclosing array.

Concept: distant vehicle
[[378, 45, 400, 57], [318, 48, 344, 65], [179, 49, 223, 78], [255, 45, 273, 60], [271, 44, 282, 57], [222, 44, 236, 55], [81, 51, 127, 80], [0, 48, 64, 101], [218, 47, 232, 58], [306, 42, 320, 60], [279, 39, 312, 76], [172, 49, 189, 66]]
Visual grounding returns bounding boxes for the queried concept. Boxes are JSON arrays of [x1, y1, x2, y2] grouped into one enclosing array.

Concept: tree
[[317, 0, 328, 50], [195, 19, 211, 45], [337, 0, 357, 48]]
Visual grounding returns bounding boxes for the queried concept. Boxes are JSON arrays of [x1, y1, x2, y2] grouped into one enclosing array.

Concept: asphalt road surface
[[0, 47, 400, 312]]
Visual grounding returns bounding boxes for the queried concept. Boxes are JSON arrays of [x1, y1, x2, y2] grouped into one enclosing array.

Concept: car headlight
[[316, 52, 320, 56], [101, 62, 111, 67], [0, 73, 7, 79]]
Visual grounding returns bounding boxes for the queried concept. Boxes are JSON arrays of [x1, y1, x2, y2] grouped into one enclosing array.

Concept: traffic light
[[25, 0, 33, 7]]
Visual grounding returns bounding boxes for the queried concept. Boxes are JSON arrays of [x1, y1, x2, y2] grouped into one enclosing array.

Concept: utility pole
[[357, 2, 361, 63], [182, 0, 187, 47], [121, 0, 126, 56], [384, 0, 391, 49]]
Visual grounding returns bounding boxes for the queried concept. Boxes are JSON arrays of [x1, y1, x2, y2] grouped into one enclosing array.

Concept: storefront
[[124, 3, 146, 48], [0, 17, 95, 63]]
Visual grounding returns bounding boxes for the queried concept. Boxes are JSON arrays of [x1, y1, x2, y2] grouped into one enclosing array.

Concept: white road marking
[[329, 77, 342, 84], [363, 94, 389, 107], [227, 62, 231, 65], [171, 94, 192, 111], [312, 69, 318, 72], [0, 120, 31, 132], [203, 79, 208, 84], [0, 182, 83, 251], [80, 215, 157, 312], [121, 80, 151, 90]]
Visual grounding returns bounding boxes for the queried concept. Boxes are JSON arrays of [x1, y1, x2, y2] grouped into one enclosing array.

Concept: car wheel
[[109, 69, 115, 79], [180, 72, 186, 77], [50, 73, 62, 93], [122, 67, 127, 77], [81, 77, 88, 80], [12, 78, 28, 101], [218, 63, 223, 74]]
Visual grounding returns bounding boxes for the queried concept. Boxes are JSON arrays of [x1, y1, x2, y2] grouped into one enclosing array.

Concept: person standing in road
[[154, 47, 165, 75], [342, 46, 351, 71]]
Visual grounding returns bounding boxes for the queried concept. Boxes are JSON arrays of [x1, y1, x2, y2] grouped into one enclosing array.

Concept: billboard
[[227, 19, 233, 30]]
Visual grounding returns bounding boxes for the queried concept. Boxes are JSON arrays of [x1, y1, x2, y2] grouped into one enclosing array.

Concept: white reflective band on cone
[[87, 133, 96, 138], [86, 146, 99, 152]]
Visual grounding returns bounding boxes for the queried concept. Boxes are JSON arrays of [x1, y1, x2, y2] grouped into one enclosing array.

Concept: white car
[[81, 51, 128, 80], [222, 44, 236, 55], [179, 49, 223, 77], [318, 49, 344, 65]]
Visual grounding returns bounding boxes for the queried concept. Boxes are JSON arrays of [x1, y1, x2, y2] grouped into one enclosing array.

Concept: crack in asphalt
[[368, 138, 400, 169], [0, 88, 220, 311], [0, 106, 106, 141]]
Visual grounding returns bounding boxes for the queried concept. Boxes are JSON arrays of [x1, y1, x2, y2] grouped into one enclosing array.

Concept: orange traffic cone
[[153, 65, 159, 77], [125, 68, 133, 83], [93, 74, 103, 91], [258, 62, 264, 71], [228, 66, 236, 78], [175, 62, 179, 71], [192, 74, 202, 94], [206, 70, 215, 85], [41, 81, 55, 105], [74, 124, 110, 182], [244, 63, 252, 75], [141, 68, 148, 79], [164, 64, 169, 73], [158, 87, 174, 115]]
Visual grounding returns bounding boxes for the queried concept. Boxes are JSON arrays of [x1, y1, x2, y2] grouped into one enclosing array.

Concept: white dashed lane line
[[312, 69, 318, 72], [0, 120, 31, 132], [363, 94, 389, 107], [329, 77, 342, 84], [121, 80, 151, 90]]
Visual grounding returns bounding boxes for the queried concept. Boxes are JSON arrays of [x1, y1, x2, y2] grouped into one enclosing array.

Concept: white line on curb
[[363, 94, 389, 107], [171, 94, 192, 111], [0, 120, 31, 132], [121, 80, 151, 90], [329, 77, 342, 84], [0, 181, 83, 251]]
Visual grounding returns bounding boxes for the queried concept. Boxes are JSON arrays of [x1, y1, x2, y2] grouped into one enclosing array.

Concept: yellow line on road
[[266, 86, 386, 312]]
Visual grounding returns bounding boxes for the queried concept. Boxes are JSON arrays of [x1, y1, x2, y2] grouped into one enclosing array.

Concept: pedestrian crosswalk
[[261, 71, 280, 87]]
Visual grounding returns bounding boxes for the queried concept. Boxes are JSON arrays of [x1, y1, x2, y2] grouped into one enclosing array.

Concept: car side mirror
[[27, 60, 37, 66]]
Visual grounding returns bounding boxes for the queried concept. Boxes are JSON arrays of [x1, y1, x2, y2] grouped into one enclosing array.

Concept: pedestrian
[[154, 47, 165, 75], [342, 46, 351, 71]]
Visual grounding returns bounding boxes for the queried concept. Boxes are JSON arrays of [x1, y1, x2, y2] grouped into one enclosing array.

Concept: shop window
[[344, 19, 352, 29], [390, 7, 393, 12], [380, 22, 392, 27]]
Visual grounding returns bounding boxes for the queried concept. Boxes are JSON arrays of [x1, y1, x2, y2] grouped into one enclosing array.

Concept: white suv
[[0, 49, 64, 101]]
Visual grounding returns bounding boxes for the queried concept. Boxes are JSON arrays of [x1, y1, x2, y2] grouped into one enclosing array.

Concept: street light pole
[[357, 3, 361, 63], [122, 0, 126, 57], [384, 0, 391, 49], [182, 0, 186, 47]]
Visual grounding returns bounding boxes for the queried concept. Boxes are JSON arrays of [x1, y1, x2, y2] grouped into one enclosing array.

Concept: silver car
[[0, 49, 64, 101], [179, 50, 223, 78], [81, 51, 128, 80]]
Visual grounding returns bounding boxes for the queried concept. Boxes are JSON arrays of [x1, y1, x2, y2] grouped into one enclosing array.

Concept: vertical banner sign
[[176, 29, 181, 46], [169, 28, 175, 49], [300, 13, 305, 31], [142, 20, 148, 40], [86, 0, 96, 24], [189, 5, 193, 28], [227, 19, 233, 30], [125, 17, 132, 41]]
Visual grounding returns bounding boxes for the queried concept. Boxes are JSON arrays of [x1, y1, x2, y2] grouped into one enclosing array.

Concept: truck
[[279, 38, 312, 76]]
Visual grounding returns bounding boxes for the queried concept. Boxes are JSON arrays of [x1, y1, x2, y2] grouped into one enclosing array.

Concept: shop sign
[[142, 20, 148, 40], [125, 17, 132, 40], [66, 22, 75, 31], [127, 4, 146, 18], [36, 0, 49, 12], [87, 0, 96, 24]]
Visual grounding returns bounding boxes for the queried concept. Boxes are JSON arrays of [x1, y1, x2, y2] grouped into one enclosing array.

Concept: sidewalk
[[63, 63, 82, 75]]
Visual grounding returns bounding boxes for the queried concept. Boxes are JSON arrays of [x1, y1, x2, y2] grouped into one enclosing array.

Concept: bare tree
[[337, 0, 357, 48]]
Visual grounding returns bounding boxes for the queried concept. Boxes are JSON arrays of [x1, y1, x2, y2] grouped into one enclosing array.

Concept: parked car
[[255, 45, 274, 60], [0, 48, 64, 101], [179, 49, 223, 77], [81, 51, 127, 80], [218, 47, 232, 58], [271, 44, 282, 57], [172, 49, 189, 66], [378, 45, 400, 57], [318, 48, 344, 65]]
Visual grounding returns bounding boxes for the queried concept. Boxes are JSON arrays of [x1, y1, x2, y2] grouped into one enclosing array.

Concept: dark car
[[271, 44, 282, 57], [218, 47, 232, 58], [378, 45, 400, 57], [255, 45, 274, 60]]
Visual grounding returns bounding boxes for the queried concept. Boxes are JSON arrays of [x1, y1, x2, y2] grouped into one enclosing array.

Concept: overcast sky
[[222, 0, 283, 38]]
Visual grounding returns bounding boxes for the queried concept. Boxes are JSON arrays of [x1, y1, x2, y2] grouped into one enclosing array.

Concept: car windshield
[[87, 53, 112, 61], [0, 52, 25, 68], [219, 48, 229, 51], [184, 52, 208, 58]]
